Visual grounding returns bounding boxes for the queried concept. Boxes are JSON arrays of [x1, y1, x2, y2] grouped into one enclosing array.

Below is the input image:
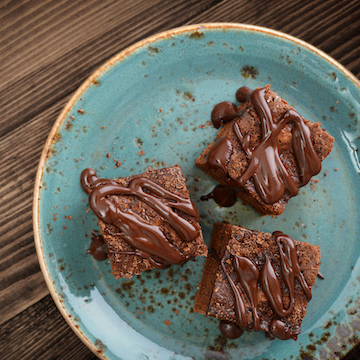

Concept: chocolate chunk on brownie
[[81, 165, 207, 279], [194, 223, 321, 340], [195, 85, 334, 215]]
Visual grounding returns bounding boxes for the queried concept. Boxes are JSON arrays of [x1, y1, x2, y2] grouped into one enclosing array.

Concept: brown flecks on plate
[[302, 297, 360, 359], [189, 31, 203, 39], [183, 91, 193, 100], [241, 65, 259, 79], [53, 132, 62, 143], [94, 339, 107, 354], [65, 120, 73, 131], [148, 46, 159, 54], [47, 223, 53, 234]]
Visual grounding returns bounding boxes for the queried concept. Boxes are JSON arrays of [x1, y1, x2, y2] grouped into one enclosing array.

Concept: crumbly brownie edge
[[193, 223, 233, 315]]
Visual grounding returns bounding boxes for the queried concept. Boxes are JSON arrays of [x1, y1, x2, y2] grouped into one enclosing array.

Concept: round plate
[[33, 23, 360, 360]]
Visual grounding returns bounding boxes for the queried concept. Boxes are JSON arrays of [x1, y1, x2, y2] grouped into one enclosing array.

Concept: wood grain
[[0, 98, 70, 325], [0, 0, 359, 359], [1, 294, 97, 360]]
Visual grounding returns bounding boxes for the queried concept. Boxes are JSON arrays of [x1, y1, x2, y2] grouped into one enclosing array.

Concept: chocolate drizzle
[[211, 101, 238, 129], [274, 231, 312, 301], [205, 138, 239, 188], [212, 231, 311, 340], [104, 227, 171, 269], [207, 87, 321, 205], [233, 255, 261, 332], [220, 255, 248, 329], [268, 319, 299, 340], [261, 255, 293, 317], [219, 320, 244, 339], [86, 231, 108, 261], [200, 185, 237, 207], [206, 138, 234, 173], [80, 168, 200, 267]]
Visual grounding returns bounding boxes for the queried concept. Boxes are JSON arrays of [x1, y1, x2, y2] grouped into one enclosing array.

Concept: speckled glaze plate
[[33, 24, 360, 360]]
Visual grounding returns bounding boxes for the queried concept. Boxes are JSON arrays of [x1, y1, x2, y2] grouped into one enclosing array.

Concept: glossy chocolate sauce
[[233, 255, 261, 331], [207, 87, 321, 205], [261, 255, 293, 317], [81, 167, 98, 193], [261, 231, 312, 317], [217, 252, 248, 328], [211, 101, 238, 129], [210, 249, 247, 328], [200, 185, 237, 207], [274, 231, 312, 300], [105, 236, 171, 269], [80, 168, 199, 267], [205, 138, 239, 189], [268, 319, 299, 340], [219, 320, 244, 339], [86, 232, 108, 261], [212, 231, 311, 340], [206, 137, 233, 172]]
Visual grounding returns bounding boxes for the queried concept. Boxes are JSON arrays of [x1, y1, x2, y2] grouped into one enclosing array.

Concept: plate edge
[[32, 22, 360, 360]]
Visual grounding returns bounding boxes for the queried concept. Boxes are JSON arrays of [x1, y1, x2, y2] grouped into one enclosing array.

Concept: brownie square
[[195, 85, 334, 215], [194, 223, 321, 340], [83, 165, 207, 279]]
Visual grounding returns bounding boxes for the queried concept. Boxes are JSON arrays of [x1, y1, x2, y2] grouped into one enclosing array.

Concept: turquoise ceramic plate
[[33, 23, 360, 360]]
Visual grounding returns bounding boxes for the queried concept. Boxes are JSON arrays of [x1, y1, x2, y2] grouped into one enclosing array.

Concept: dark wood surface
[[1, 0, 359, 359]]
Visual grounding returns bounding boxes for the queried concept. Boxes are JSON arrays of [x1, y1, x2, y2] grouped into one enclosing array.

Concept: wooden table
[[1, 0, 359, 359]]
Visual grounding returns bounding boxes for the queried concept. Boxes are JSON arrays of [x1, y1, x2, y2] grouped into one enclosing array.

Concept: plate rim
[[32, 22, 360, 360]]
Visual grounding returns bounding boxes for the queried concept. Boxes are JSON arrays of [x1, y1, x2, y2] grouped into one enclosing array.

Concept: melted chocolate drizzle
[[200, 185, 237, 207], [212, 231, 312, 340], [207, 87, 321, 205], [220, 255, 248, 329], [86, 232, 108, 261], [269, 319, 300, 340], [104, 227, 171, 269], [274, 231, 312, 300], [205, 138, 239, 188], [80, 168, 199, 267], [206, 138, 234, 173], [211, 101, 238, 129], [233, 255, 261, 332], [219, 320, 244, 339]]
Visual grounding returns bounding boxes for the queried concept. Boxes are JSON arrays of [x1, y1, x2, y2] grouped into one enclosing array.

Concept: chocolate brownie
[[195, 85, 334, 215], [194, 223, 321, 340], [80, 165, 207, 278]]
